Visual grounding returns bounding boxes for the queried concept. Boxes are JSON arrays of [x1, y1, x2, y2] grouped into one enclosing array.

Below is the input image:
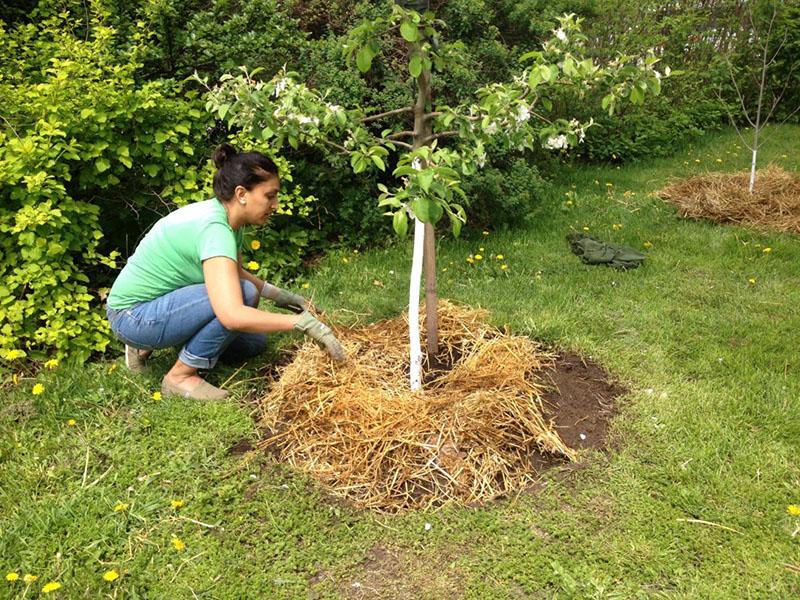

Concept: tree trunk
[[408, 67, 438, 389]]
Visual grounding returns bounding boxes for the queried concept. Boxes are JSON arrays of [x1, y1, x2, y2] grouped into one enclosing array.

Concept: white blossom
[[273, 78, 289, 97], [485, 122, 498, 135], [515, 104, 530, 124], [554, 28, 568, 43], [412, 158, 422, 171], [545, 134, 568, 150]]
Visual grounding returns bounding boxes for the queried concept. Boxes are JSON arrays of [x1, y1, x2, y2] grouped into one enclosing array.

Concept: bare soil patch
[[658, 165, 800, 233]]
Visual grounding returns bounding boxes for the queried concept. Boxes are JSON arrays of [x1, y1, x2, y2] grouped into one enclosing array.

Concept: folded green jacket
[[567, 232, 646, 270]]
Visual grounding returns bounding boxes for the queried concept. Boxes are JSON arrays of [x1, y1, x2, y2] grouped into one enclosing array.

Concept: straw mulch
[[658, 165, 800, 233], [256, 300, 576, 512]]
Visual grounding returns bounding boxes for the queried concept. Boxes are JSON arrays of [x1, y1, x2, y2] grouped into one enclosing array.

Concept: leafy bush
[[0, 12, 210, 365]]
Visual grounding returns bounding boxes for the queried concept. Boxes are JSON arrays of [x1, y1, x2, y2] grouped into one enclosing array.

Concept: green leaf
[[411, 197, 432, 222], [218, 103, 230, 119], [393, 210, 408, 237], [450, 214, 462, 237], [356, 47, 374, 73], [143, 164, 159, 177], [155, 131, 169, 144], [630, 86, 644, 104], [119, 156, 132, 169], [409, 55, 422, 78], [371, 155, 385, 171], [95, 158, 110, 173], [418, 169, 433, 192], [400, 20, 419, 42]]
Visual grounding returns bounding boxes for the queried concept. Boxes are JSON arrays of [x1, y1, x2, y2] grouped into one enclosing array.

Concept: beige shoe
[[125, 345, 151, 374], [161, 376, 230, 400]]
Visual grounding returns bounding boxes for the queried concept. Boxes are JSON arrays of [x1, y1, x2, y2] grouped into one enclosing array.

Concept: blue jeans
[[106, 280, 267, 370]]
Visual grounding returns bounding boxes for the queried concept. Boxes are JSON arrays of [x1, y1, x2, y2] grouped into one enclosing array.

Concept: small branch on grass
[[676, 518, 743, 535], [81, 447, 90, 487], [178, 516, 218, 529]]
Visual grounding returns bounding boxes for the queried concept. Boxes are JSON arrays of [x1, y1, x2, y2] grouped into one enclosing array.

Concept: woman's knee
[[240, 279, 259, 307]]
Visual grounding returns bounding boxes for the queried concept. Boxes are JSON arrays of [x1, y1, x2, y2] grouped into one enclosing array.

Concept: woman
[[105, 144, 345, 400]]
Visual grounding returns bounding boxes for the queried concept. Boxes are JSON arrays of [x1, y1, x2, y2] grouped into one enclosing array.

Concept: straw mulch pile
[[257, 300, 576, 512], [658, 165, 800, 233]]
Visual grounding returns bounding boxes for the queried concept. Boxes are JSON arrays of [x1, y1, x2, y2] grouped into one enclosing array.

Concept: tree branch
[[361, 107, 413, 123], [321, 139, 350, 154], [420, 131, 459, 145], [387, 130, 414, 140]]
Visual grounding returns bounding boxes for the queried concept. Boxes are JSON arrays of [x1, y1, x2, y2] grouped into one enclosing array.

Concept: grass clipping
[[658, 164, 800, 233], [257, 300, 576, 512]]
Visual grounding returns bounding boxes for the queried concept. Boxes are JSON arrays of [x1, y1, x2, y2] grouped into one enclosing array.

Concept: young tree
[[719, 0, 800, 193], [199, 4, 666, 390]]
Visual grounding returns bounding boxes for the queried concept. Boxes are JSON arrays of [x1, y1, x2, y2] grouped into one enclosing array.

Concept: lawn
[[2, 125, 799, 599]]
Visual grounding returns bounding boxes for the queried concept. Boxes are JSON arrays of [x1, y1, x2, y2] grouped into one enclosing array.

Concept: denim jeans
[[106, 280, 267, 370]]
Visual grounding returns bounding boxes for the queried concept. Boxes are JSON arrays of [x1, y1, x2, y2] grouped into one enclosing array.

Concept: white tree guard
[[408, 216, 425, 391]]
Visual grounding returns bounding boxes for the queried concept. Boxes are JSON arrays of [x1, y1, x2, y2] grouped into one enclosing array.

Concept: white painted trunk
[[749, 146, 758, 194], [408, 217, 425, 391]]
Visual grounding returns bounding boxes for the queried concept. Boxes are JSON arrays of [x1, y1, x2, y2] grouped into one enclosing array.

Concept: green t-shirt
[[107, 199, 243, 309]]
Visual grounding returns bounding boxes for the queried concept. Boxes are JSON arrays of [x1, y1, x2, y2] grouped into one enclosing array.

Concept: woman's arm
[[203, 256, 300, 333]]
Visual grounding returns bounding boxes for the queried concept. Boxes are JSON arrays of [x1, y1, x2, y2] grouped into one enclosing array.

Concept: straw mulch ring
[[256, 300, 578, 512], [658, 164, 800, 233]]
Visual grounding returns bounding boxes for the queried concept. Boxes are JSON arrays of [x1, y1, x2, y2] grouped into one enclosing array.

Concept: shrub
[[0, 12, 210, 365]]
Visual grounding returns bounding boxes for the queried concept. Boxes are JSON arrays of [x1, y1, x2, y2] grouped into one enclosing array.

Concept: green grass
[[2, 125, 799, 598]]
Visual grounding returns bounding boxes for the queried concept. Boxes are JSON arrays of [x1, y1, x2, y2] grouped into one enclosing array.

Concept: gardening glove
[[294, 312, 346, 362], [261, 282, 321, 314]]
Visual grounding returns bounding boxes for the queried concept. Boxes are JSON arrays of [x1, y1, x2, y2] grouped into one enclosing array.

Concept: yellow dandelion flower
[[612, 224, 622, 231], [342, 257, 349, 264], [643, 241, 653, 249], [250, 240, 261, 250], [42, 582, 61, 594], [170, 499, 185, 509], [6, 573, 19, 582], [103, 570, 119, 582], [151, 391, 162, 401], [787, 505, 800, 516], [716, 158, 722, 163], [247, 261, 259, 271], [496, 254, 504, 260], [594, 180, 599, 185], [172, 537, 186, 552], [441, 267, 448, 272], [67, 419, 76, 427], [781, 154, 788, 159], [301, 282, 310, 289], [482, 230, 490, 236], [566, 200, 573, 206], [44, 359, 59, 369], [762, 247, 772, 253], [353, 249, 359, 254], [582, 226, 590, 232], [748, 277, 756, 285], [479, 247, 484, 252], [113, 502, 129, 512], [12, 373, 19, 385], [475, 254, 483, 261], [23, 574, 38, 584], [605, 182, 613, 187], [694, 159, 700, 163], [466, 257, 474, 264], [108, 363, 118, 374], [32, 383, 44, 395], [500, 264, 508, 271]]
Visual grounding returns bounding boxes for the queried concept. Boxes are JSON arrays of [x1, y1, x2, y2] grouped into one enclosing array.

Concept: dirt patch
[[536, 351, 624, 456], [328, 544, 463, 600], [658, 165, 800, 233]]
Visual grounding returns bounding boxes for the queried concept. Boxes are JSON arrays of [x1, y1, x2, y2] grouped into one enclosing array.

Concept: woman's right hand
[[294, 312, 346, 362]]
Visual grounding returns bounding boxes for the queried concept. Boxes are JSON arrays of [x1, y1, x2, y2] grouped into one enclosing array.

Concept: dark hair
[[212, 143, 279, 201]]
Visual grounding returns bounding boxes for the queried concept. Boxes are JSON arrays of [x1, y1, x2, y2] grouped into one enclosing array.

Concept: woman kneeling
[[105, 144, 344, 400]]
